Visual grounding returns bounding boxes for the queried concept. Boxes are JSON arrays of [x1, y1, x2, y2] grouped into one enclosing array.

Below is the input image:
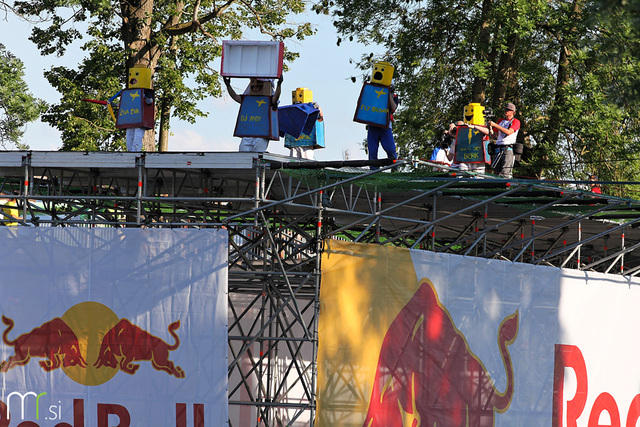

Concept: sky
[[1, 8, 385, 161]]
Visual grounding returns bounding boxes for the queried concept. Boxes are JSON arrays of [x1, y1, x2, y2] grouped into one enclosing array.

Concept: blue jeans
[[367, 126, 397, 170]]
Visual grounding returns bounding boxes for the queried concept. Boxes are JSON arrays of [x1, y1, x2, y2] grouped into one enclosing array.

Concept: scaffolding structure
[[2, 151, 640, 425]]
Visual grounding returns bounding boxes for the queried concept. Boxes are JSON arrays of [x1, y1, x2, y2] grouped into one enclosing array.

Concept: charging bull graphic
[[363, 279, 519, 427], [0, 315, 87, 372], [93, 318, 185, 378], [1, 307, 185, 382]]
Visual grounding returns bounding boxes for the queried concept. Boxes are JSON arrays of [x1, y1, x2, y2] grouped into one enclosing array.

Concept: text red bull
[[0, 399, 205, 426], [553, 344, 640, 427]]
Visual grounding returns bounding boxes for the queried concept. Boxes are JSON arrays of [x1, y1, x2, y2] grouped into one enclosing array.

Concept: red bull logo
[[93, 318, 185, 378], [0, 302, 198, 426], [0, 316, 87, 373], [363, 279, 519, 427], [1, 302, 185, 385]]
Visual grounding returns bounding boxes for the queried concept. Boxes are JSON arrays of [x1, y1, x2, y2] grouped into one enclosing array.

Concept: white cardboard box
[[221, 40, 284, 78]]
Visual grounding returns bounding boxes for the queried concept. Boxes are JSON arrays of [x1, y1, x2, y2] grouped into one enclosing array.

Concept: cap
[[505, 102, 516, 112]]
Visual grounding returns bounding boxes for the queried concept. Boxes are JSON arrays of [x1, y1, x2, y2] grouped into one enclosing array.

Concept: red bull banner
[[317, 240, 640, 426], [0, 228, 228, 427]]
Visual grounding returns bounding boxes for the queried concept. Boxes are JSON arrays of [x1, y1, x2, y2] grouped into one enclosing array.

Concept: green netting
[[281, 168, 640, 221], [281, 168, 468, 192]]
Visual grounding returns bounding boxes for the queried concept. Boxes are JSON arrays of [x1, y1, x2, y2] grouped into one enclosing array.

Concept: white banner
[[318, 240, 640, 427], [410, 250, 640, 427], [0, 228, 228, 427]]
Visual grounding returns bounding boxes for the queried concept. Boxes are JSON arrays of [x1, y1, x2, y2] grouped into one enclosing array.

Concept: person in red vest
[[590, 174, 602, 194], [489, 102, 521, 178]]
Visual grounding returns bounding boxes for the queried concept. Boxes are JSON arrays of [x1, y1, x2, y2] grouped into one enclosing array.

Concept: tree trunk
[[492, 34, 518, 109], [547, 0, 583, 148], [120, 0, 154, 69], [143, 129, 156, 151], [159, 99, 171, 152], [471, 0, 493, 104], [121, 0, 157, 151]]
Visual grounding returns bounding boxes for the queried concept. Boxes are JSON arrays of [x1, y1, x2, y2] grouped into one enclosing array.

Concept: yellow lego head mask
[[128, 68, 152, 89], [371, 62, 394, 86], [463, 103, 485, 125], [292, 88, 313, 104]]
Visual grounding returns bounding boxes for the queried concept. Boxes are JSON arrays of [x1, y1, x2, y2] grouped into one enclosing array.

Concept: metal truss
[[2, 152, 640, 425]]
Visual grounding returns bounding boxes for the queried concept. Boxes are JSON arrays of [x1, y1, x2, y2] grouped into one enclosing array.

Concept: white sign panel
[[410, 250, 640, 427], [0, 228, 228, 427]]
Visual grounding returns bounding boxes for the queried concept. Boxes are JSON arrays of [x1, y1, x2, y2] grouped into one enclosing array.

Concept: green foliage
[[15, 0, 314, 151], [321, 0, 640, 196], [0, 44, 47, 149]]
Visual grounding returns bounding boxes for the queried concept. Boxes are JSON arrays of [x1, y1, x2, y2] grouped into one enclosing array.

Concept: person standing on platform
[[450, 123, 489, 173], [124, 91, 154, 152], [445, 121, 463, 167], [367, 84, 399, 170], [110, 67, 155, 152], [447, 102, 492, 175], [590, 174, 602, 194], [353, 62, 398, 170], [489, 102, 520, 178], [289, 101, 323, 159], [224, 76, 283, 153], [447, 121, 491, 174], [282, 86, 324, 160], [279, 87, 324, 160], [430, 126, 454, 171]]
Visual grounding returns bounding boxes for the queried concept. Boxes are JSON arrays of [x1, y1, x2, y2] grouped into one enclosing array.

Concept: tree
[[0, 43, 47, 149], [315, 0, 546, 160], [317, 0, 640, 195], [15, 0, 313, 151]]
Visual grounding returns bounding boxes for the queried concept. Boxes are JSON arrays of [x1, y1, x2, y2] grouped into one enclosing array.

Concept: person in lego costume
[[110, 67, 155, 152], [224, 76, 283, 152], [448, 103, 491, 174], [284, 87, 324, 160], [353, 62, 398, 170]]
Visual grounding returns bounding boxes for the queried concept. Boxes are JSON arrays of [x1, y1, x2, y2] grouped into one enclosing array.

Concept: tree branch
[[71, 115, 117, 132], [163, 0, 237, 36], [238, 0, 277, 38]]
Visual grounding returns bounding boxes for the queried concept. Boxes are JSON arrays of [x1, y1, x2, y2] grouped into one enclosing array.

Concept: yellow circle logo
[[62, 302, 120, 386]]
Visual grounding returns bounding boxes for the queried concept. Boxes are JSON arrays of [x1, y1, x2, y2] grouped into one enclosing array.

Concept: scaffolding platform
[[2, 150, 640, 425]]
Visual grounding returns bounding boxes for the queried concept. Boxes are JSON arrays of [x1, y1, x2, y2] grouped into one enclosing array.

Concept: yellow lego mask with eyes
[[128, 68, 152, 89], [464, 103, 485, 125], [371, 62, 394, 87], [292, 88, 313, 104]]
